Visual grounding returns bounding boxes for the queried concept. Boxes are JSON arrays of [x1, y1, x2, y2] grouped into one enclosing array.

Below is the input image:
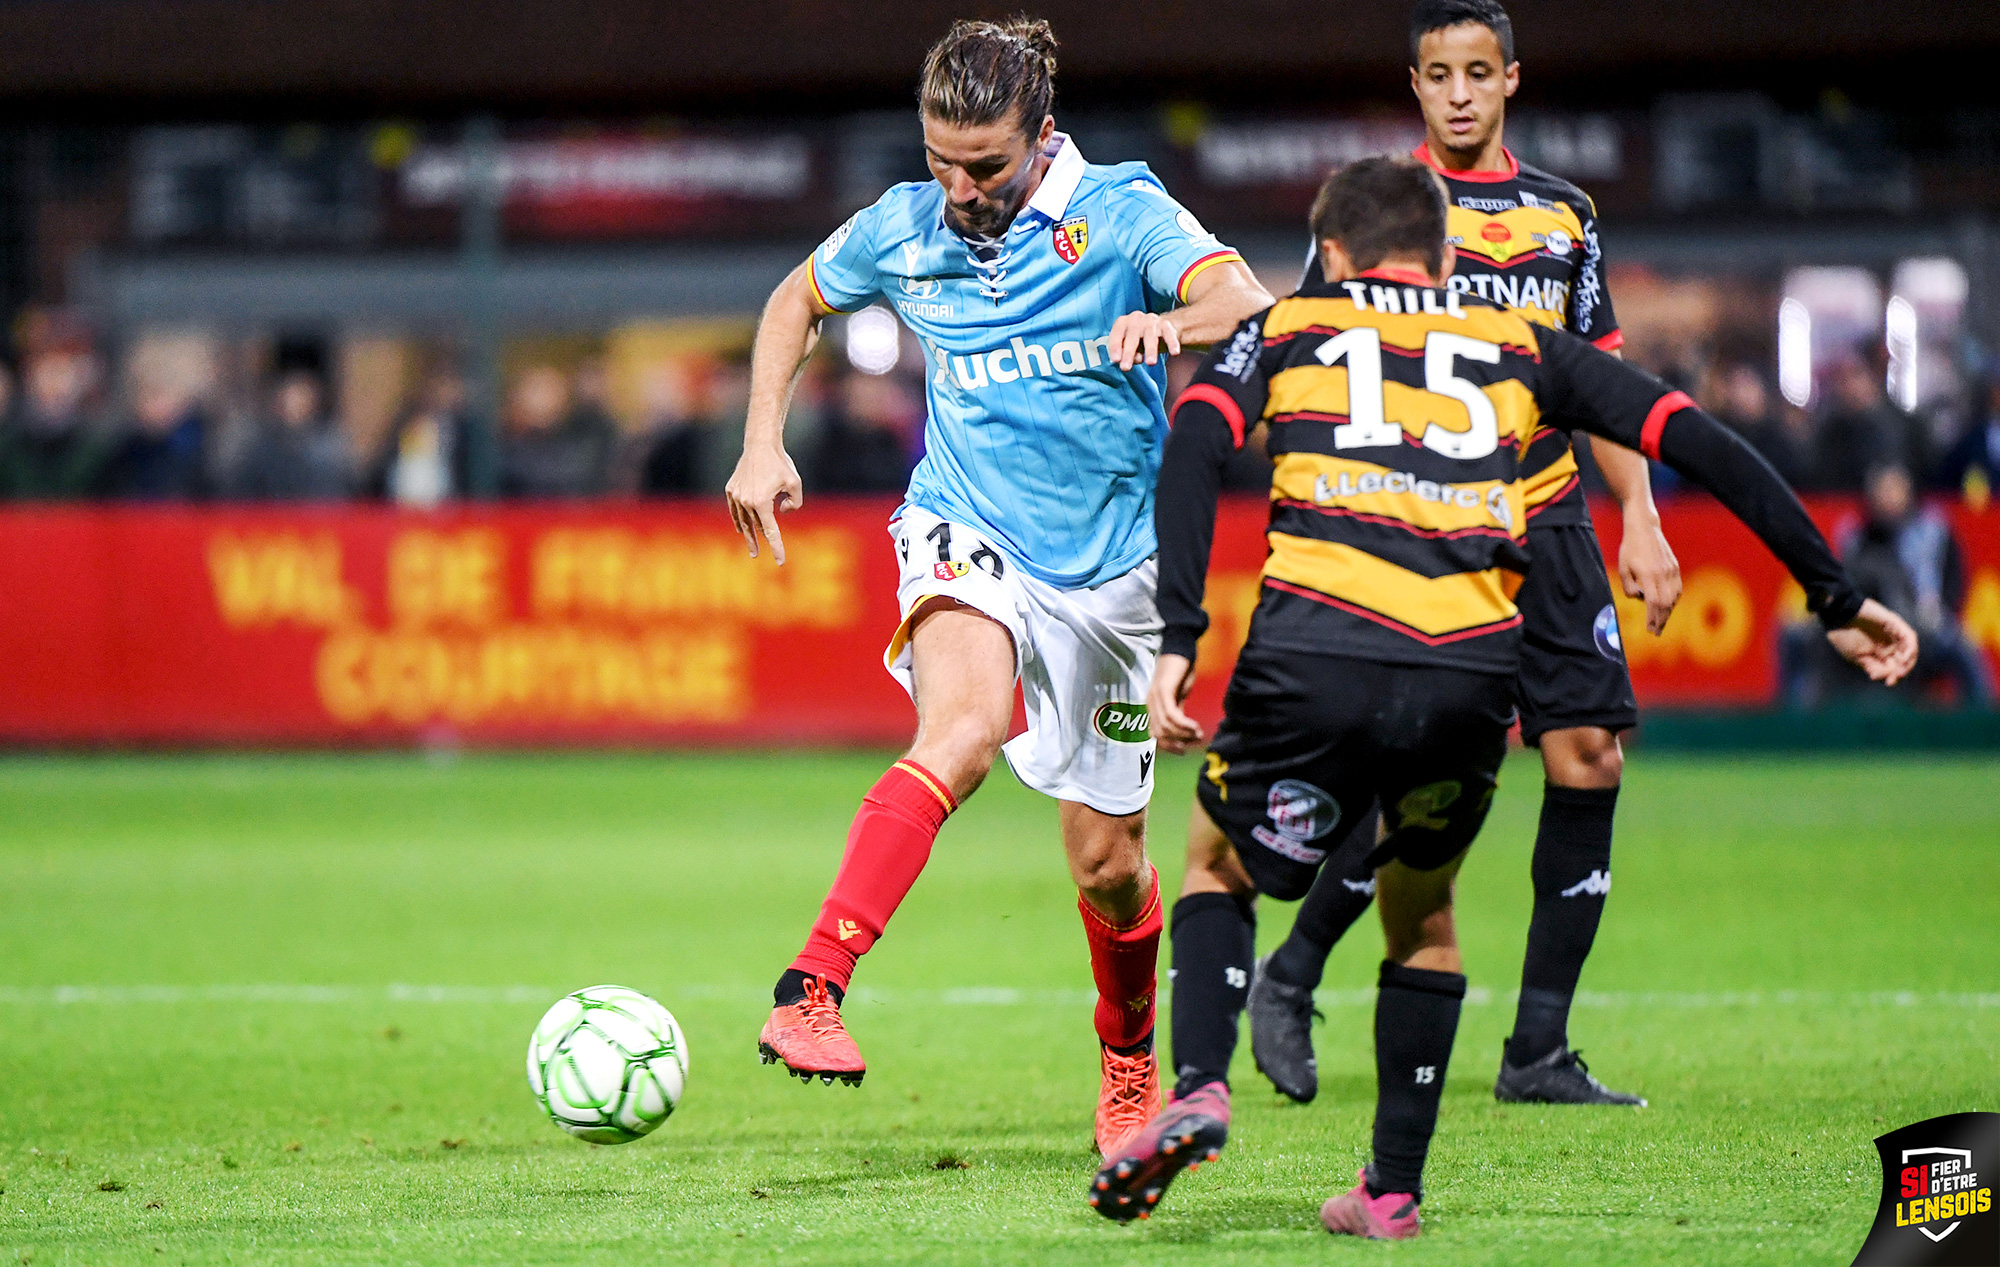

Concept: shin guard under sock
[[1369, 960, 1466, 1201], [786, 759, 956, 997], [1507, 784, 1617, 1066], [1168, 891, 1255, 1100], [1080, 867, 1163, 1050], [1267, 807, 1381, 991]]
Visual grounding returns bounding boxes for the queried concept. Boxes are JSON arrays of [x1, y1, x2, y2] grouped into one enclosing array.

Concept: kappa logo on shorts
[[1252, 779, 1340, 864], [932, 560, 971, 581], [1593, 604, 1624, 661], [1093, 702, 1151, 744]]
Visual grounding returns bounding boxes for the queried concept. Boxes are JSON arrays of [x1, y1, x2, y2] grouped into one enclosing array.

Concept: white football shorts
[[883, 506, 1161, 817]]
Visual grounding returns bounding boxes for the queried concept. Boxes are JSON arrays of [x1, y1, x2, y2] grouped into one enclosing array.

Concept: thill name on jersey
[[1181, 272, 1562, 674]]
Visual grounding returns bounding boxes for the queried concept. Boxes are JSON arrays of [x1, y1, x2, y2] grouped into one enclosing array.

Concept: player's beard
[[945, 165, 1036, 240]]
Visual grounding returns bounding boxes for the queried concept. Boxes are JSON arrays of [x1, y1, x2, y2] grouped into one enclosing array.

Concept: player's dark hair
[[919, 16, 1058, 138], [1309, 157, 1449, 277], [1409, 0, 1515, 66]]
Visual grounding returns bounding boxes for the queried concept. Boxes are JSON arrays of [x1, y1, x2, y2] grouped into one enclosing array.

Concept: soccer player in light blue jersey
[[725, 17, 1270, 1157]]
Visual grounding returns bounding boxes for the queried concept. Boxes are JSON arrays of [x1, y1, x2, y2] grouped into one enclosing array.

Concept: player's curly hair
[[919, 16, 1058, 137], [1310, 156, 1450, 277]]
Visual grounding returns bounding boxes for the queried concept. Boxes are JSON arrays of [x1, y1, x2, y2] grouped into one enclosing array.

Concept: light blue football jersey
[[808, 134, 1242, 589]]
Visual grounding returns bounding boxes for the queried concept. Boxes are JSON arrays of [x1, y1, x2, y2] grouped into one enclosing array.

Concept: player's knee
[[1073, 845, 1147, 904], [910, 714, 1007, 792], [1543, 727, 1623, 789]]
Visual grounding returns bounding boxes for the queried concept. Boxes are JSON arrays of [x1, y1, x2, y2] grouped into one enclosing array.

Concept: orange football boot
[[758, 975, 865, 1086], [1094, 1039, 1162, 1159]]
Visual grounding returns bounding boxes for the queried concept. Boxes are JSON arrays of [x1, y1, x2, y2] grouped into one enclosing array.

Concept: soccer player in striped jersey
[[724, 18, 1270, 1158], [1256, 0, 1682, 1109], [1087, 156, 1915, 1235]]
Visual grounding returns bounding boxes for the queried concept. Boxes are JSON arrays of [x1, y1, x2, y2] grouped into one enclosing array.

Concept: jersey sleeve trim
[[1592, 329, 1625, 352], [1639, 390, 1696, 461], [804, 258, 859, 316], [1177, 250, 1243, 303], [1173, 383, 1248, 448]]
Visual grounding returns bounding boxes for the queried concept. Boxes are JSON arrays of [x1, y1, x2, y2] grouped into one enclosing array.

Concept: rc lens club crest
[[1053, 215, 1089, 264]]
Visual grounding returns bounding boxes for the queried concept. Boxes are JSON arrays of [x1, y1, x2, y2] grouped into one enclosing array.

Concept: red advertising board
[[0, 498, 1994, 745]]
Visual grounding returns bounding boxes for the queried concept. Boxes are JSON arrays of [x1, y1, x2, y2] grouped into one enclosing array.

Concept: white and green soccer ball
[[527, 985, 688, 1144]]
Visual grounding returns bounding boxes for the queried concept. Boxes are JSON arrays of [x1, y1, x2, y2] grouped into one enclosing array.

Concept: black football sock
[[1168, 892, 1256, 1100], [1369, 960, 1466, 1201], [1267, 807, 1381, 991], [774, 968, 844, 1008], [1507, 784, 1617, 1067]]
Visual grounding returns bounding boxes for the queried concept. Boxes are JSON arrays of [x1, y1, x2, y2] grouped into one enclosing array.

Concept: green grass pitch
[[0, 750, 1994, 1265]]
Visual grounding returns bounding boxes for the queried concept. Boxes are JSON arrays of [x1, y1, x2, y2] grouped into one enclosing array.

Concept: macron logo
[[1560, 870, 1611, 898], [936, 333, 1117, 392]]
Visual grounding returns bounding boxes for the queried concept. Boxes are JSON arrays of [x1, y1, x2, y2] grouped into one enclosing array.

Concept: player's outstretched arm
[[1150, 311, 1272, 748], [1110, 261, 1271, 370], [1826, 598, 1919, 685], [1538, 329, 1917, 682], [725, 260, 820, 565]]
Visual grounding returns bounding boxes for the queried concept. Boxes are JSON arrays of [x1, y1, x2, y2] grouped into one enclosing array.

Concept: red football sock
[[791, 759, 957, 991], [1079, 866, 1163, 1049]]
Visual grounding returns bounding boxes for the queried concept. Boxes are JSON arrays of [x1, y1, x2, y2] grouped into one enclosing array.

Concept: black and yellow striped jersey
[[1303, 145, 1621, 528], [1158, 269, 1864, 675]]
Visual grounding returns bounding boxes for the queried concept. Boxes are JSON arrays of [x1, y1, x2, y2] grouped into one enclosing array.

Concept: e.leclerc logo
[[1852, 1111, 1997, 1266], [1093, 702, 1150, 744]]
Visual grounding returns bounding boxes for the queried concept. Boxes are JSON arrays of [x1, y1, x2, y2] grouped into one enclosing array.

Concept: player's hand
[[724, 445, 803, 565], [1109, 311, 1182, 370], [1147, 652, 1205, 754], [1617, 511, 1682, 636], [1825, 598, 1919, 686]]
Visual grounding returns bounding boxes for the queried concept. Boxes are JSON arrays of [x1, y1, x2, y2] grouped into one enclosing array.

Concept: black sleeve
[[1534, 327, 1865, 630], [1156, 310, 1273, 661], [1568, 191, 1620, 347]]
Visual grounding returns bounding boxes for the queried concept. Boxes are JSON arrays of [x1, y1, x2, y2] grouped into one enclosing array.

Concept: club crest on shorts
[[1053, 215, 1089, 264], [1252, 779, 1339, 864], [932, 560, 970, 581], [1593, 603, 1624, 660]]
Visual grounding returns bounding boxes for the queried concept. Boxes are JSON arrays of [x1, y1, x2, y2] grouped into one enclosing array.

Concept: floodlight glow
[[846, 307, 901, 376], [1777, 298, 1812, 408], [1884, 296, 1918, 411]]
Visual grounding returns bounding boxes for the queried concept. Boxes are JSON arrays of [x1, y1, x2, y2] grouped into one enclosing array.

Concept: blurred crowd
[[4, 313, 1998, 512], [0, 322, 926, 505]]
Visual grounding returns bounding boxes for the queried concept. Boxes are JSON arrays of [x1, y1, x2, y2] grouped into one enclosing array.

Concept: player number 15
[[1315, 328, 1503, 461]]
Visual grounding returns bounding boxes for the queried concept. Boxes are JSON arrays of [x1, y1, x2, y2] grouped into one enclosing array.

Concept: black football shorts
[[1194, 646, 1514, 898], [1514, 519, 1639, 745]]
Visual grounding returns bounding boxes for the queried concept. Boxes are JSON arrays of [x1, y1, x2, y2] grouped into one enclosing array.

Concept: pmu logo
[[1093, 702, 1151, 744], [1852, 1111, 1997, 1266]]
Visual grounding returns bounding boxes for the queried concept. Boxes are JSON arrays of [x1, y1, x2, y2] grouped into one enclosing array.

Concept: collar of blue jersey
[[1022, 132, 1086, 222]]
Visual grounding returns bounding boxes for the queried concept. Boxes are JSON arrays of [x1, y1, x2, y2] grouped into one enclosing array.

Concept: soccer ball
[[527, 985, 688, 1144]]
